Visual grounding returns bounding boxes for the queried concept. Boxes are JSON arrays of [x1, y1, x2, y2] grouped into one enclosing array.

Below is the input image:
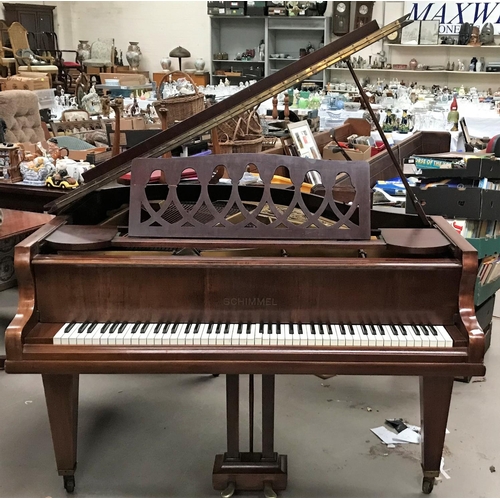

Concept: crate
[[407, 185, 500, 220], [411, 157, 500, 180], [32, 88, 56, 110]]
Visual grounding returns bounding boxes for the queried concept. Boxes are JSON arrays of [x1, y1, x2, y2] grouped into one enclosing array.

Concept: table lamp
[[169, 46, 191, 71]]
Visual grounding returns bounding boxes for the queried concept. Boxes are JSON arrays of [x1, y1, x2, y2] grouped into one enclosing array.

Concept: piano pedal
[[220, 482, 236, 498], [63, 475, 75, 493], [213, 452, 287, 495]]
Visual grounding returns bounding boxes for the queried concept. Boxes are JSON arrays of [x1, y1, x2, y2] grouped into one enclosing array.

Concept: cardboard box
[[100, 72, 148, 86], [323, 143, 371, 161], [331, 118, 371, 142], [4, 73, 51, 91], [111, 117, 145, 131], [68, 147, 107, 161]]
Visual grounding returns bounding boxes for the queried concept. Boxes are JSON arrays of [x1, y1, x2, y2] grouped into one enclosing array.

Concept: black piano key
[[298, 324, 304, 335], [87, 323, 98, 333], [340, 324, 347, 335], [237, 324, 243, 334], [140, 323, 150, 334], [162, 323, 170, 334], [154, 323, 163, 334], [390, 324, 398, 336], [131, 322, 141, 333], [78, 322, 89, 333], [418, 325, 429, 336], [361, 324, 369, 335], [427, 325, 438, 336], [182, 323, 191, 335], [193, 323, 201, 334], [374, 325, 384, 335], [410, 325, 420, 336], [102, 322, 112, 333], [65, 322, 76, 333], [117, 323, 127, 334], [108, 323, 118, 333]]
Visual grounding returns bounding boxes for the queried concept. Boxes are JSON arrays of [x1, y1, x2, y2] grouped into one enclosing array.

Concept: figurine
[[398, 109, 413, 134], [458, 23, 473, 45], [480, 23, 495, 45], [383, 109, 395, 133], [470, 57, 478, 71], [457, 59, 465, 71], [468, 26, 481, 46], [447, 95, 459, 132]]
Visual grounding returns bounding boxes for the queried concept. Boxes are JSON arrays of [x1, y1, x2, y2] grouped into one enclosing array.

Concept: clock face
[[337, 2, 346, 13], [359, 4, 369, 15], [387, 31, 398, 40]]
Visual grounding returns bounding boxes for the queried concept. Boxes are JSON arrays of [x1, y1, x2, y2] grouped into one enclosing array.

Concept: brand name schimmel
[[223, 298, 278, 307]]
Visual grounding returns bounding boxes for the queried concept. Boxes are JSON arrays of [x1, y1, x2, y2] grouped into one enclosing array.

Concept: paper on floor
[[370, 426, 400, 445]]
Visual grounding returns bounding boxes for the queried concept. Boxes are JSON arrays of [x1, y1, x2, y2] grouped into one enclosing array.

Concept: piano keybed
[[54, 322, 454, 348]]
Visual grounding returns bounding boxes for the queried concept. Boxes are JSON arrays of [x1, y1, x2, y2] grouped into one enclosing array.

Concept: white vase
[[194, 58, 205, 74], [126, 42, 142, 72], [160, 57, 171, 72]]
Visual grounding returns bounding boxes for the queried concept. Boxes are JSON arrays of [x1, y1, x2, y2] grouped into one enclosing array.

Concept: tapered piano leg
[[42, 374, 79, 492], [419, 376, 454, 494], [213, 375, 287, 496]]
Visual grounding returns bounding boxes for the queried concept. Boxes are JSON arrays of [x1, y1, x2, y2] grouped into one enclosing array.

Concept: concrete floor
[[1, 286, 499, 498]]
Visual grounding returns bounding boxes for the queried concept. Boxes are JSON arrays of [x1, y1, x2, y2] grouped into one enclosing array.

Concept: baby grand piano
[[5, 17, 485, 497]]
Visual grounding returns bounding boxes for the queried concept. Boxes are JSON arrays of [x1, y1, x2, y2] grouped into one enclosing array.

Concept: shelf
[[388, 44, 500, 49], [327, 67, 495, 75], [269, 57, 299, 61], [269, 26, 325, 30], [468, 237, 500, 260], [475, 276, 500, 305], [212, 59, 264, 63]]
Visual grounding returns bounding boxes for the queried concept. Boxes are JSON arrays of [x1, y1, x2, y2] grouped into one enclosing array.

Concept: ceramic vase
[[160, 57, 171, 71], [316, 1, 327, 15], [194, 58, 205, 74], [77, 40, 91, 63], [126, 42, 142, 72]]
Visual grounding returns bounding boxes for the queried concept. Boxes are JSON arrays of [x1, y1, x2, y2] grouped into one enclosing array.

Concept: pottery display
[[126, 41, 142, 71], [76, 40, 91, 63], [160, 57, 172, 71], [194, 58, 205, 74]]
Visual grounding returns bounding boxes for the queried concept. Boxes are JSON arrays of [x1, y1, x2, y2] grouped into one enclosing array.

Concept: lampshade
[[169, 46, 191, 70]]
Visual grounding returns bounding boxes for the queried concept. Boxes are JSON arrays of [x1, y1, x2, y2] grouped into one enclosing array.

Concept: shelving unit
[[210, 15, 330, 86], [327, 42, 500, 89]]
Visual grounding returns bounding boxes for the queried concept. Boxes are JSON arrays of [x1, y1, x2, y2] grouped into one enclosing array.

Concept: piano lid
[[46, 15, 412, 216]]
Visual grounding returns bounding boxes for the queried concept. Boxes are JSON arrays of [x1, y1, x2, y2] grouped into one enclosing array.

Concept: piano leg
[[42, 374, 79, 493], [419, 376, 454, 494], [213, 375, 287, 496]]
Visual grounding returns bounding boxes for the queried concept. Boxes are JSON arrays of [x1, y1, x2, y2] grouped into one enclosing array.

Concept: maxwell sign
[[405, 2, 500, 34]]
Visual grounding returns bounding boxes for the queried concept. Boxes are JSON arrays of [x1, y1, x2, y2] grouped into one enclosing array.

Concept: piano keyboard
[[53, 323, 454, 348]]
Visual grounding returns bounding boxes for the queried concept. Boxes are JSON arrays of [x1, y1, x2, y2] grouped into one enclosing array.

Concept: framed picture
[[287, 120, 321, 160], [419, 20, 439, 45], [401, 20, 420, 45]]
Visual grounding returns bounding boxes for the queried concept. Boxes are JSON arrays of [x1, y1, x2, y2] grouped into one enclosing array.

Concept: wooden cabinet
[[4, 3, 55, 49]]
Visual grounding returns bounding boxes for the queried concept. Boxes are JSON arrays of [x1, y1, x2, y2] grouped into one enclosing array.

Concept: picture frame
[[401, 20, 421, 45], [419, 20, 440, 45], [287, 120, 321, 160]]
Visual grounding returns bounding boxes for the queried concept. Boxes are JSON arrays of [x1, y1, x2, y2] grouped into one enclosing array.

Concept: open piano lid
[[45, 15, 412, 216]]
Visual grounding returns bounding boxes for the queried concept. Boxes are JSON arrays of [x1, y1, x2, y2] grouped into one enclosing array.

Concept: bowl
[[343, 102, 361, 111], [279, 53, 285, 58], [271, 54, 280, 58], [104, 79, 120, 86]]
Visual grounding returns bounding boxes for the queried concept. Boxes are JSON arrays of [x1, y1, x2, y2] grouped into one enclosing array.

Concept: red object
[[450, 96, 458, 111], [118, 168, 198, 185], [486, 134, 500, 156]]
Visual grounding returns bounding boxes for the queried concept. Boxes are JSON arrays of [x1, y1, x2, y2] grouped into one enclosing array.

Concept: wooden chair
[[0, 20, 15, 76], [7, 22, 59, 82]]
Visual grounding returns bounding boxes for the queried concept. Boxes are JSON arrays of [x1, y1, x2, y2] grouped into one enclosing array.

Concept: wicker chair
[[7, 22, 59, 82], [83, 38, 114, 73]]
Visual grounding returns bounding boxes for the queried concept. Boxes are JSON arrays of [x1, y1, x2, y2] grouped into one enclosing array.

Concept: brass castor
[[264, 481, 277, 498], [221, 482, 235, 498], [63, 475, 75, 493], [422, 477, 434, 494]]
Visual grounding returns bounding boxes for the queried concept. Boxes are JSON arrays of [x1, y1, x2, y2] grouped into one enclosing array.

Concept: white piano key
[[403, 325, 421, 347], [284, 324, 294, 346], [350, 325, 362, 347], [261, 324, 270, 346], [436, 325, 453, 348], [300, 324, 313, 346], [269, 324, 279, 345], [220, 324, 232, 346], [193, 323, 208, 345], [110, 323, 131, 345], [183, 323, 197, 345], [382, 325, 399, 347], [372, 324, 386, 347], [239, 323, 249, 346]]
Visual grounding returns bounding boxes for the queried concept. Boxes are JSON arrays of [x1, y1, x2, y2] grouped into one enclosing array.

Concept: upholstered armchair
[[83, 38, 115, 72], [0, 90, 45, 143]]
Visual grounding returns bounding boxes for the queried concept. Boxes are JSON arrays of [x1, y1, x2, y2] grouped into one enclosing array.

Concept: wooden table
[[0, 181, 63, 212], [0, 209, 54, 291]]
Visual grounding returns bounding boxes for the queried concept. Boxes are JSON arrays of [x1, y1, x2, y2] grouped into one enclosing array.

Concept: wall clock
[[332, 1, 351, 36], [354, 1, 374, 28], [386, 28, 402, 44]]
